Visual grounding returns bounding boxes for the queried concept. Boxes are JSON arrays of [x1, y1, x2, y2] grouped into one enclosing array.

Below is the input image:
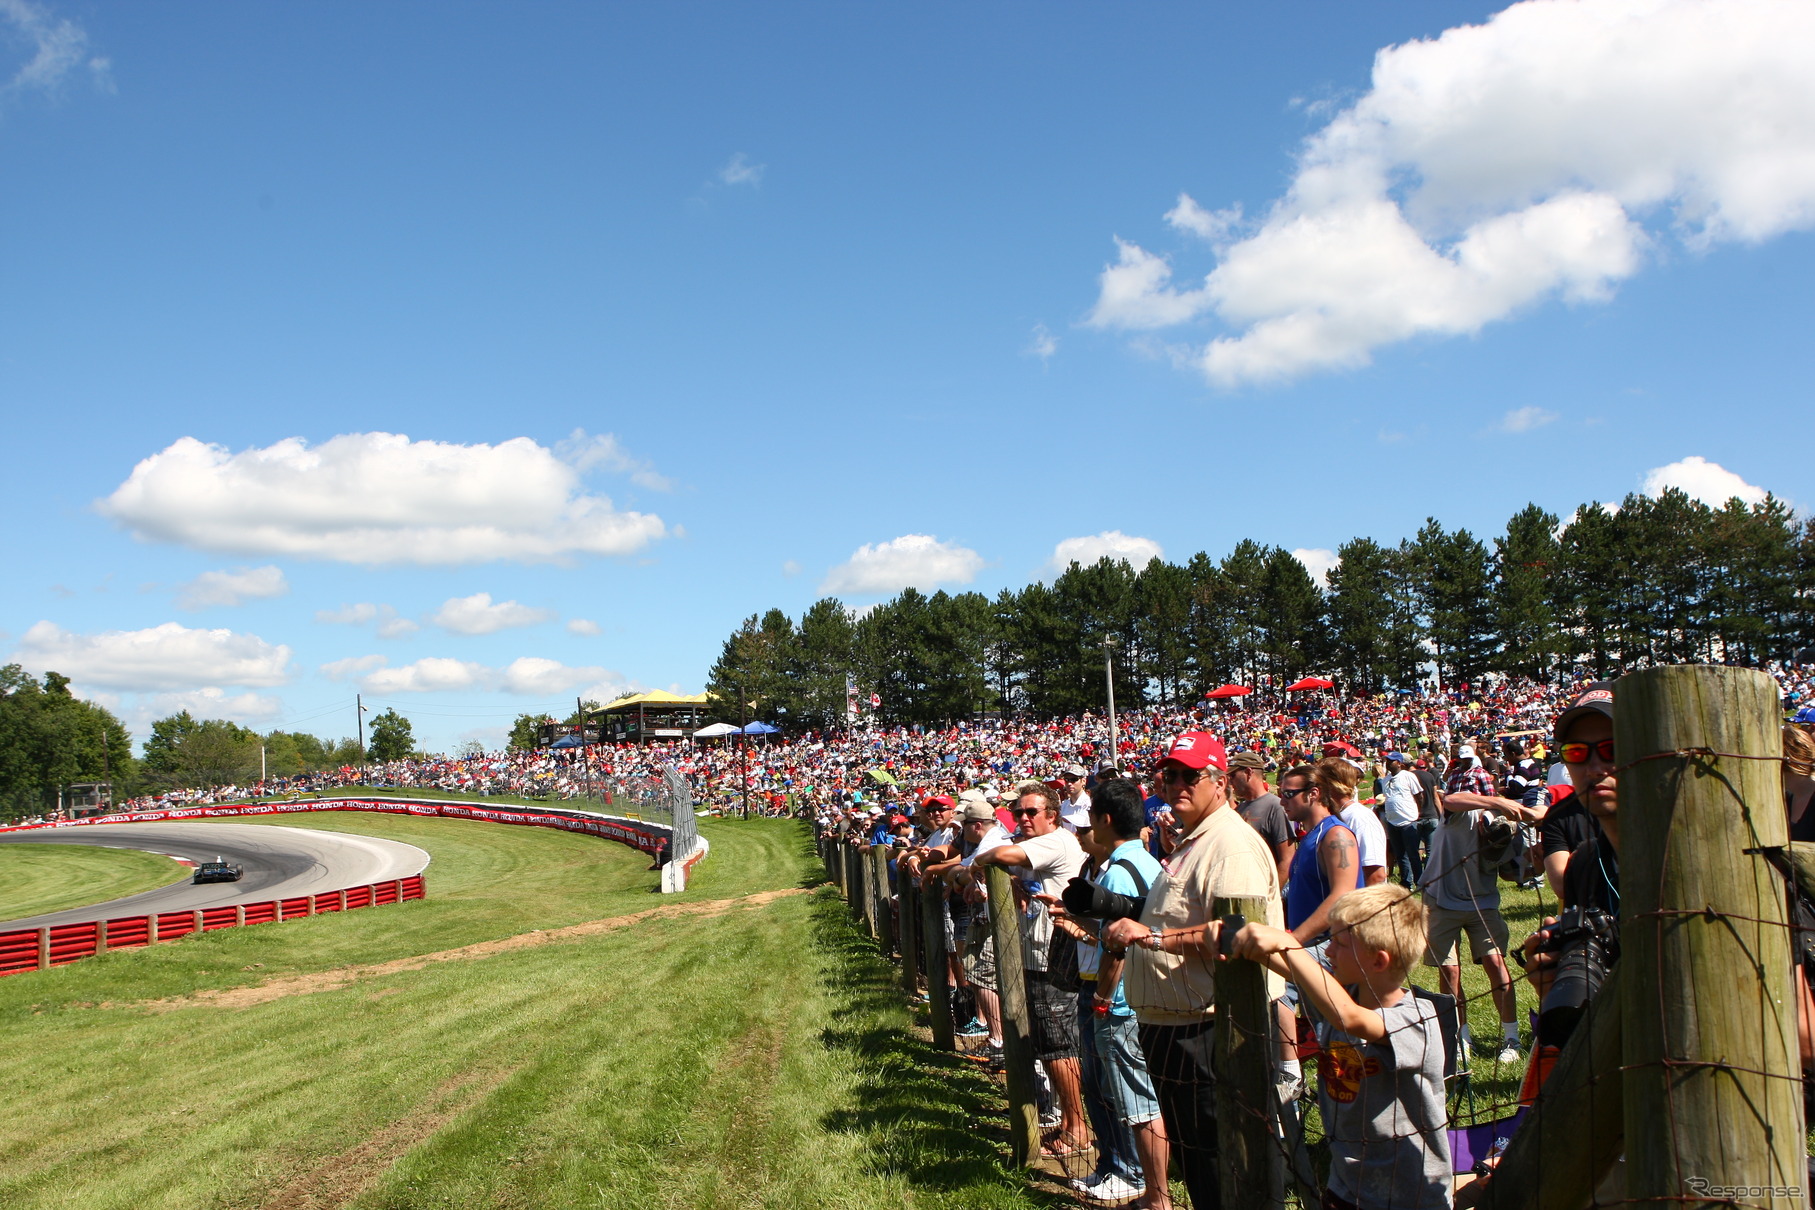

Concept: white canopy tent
[[693, 722, 741, 739]]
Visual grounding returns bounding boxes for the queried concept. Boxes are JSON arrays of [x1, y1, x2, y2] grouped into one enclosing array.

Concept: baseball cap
[[1159, 731, 1227, 772], [958, 801, 998, 824], [1063, 763, 1088, 778], [1455, 744, 1477, 760], [1385, 751, 1409, 763], [1060, 800, 1092, 831], [1226, 751, 1267, 771], [922, 794, 955, 810], [1553, 682, 1615, 741]]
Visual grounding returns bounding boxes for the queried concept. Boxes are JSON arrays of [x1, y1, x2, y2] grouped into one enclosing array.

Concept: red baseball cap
[[922, 794, 955, 809], [1160, 731, 1227, 772]]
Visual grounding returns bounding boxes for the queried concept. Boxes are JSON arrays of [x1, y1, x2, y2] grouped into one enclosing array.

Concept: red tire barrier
[[0, 870, 431, 979]]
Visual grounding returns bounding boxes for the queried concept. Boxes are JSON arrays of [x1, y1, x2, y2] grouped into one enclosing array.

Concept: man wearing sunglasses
[[1100, 731, 1284, 1210], [971, 783, 1090, 1157], [1538, 683, 1615, 901]]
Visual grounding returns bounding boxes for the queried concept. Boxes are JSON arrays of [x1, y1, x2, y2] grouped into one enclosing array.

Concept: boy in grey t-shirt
[[1226, 883, 1452, 1209]]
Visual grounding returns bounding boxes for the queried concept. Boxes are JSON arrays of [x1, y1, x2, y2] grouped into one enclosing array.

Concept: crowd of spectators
[[814, 669, 1815, 1209]]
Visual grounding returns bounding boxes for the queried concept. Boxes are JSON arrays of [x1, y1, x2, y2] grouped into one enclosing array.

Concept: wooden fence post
[[870, 845, 894, 952], [95, 920, 108, 956], [899, 874, 920, 995], [36, 928, 48, 970], [1479, 965, 1625, 1210], [922, 878, 955, 1051], [1617, 665, 1801, 1207], [847, 846, 864, 922], [1212, 894, 1283, 1210], [986, 865, 1040, 1168]]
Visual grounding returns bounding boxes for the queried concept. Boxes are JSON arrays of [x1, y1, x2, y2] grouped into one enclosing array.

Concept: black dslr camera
[[1535, 905, 1618, 1046], [1061, 874, 1147, 923]]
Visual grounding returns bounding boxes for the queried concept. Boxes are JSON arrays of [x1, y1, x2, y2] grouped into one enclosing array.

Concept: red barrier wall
[[0, 873, 428, 979]]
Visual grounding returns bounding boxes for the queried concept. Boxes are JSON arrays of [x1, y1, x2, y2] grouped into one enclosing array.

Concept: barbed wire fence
[[818, 664, 1809, 1209]]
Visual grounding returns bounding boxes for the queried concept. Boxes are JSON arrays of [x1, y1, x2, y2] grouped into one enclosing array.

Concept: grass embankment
[[0, 813, 1047, 1210], [0, 844, 185, 922]]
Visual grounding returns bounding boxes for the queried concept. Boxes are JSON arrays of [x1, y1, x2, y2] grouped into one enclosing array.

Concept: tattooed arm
[[1290, 823, 1359, 946]]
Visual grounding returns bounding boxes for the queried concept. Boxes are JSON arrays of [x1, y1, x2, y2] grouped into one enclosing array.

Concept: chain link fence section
[[570, 765, 705, 893]]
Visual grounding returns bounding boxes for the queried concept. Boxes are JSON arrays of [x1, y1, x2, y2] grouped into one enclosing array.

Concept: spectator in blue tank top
[[1280, 763, 1363, 945]]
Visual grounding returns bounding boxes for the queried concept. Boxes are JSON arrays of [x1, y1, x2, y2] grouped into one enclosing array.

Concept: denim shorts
[[1094, 1011, 1161, 1125]]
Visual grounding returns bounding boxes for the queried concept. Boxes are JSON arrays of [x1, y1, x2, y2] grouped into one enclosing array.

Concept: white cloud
[[429, 592, 555, 636], [720, 152, 765, 186], [1498, 406, 1557, 434], [554, 429, 673, 491], [1046, 531, 1164, 577], [318, 653, 627, 698], [316, 602, 379, 625], [1165, 194, 1243, 243], [1641, 456, 1769, 507], [566, 618, 601, 636], [1026, 323, 1058, 362], [141, 688, 284, 724], [176, 565, 289, 610], [0, 0, 102, 97], [500, 656, 611, 695], [1090, 0, 1815, 385], [361, 657, 488, 695], [1292, 548, 1340, 588], [781, 560, 803, 577], [376, 615, 420, 639], [15, 621, 292, 691], [820, 534, 985, 596], [98, 432, 668, 566]]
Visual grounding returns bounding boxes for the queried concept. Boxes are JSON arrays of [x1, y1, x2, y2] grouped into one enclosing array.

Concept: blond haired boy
[[1224, 883, 1452, 1210]]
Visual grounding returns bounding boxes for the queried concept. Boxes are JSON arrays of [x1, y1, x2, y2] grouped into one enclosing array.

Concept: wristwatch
[[1143, 927, 1165, 951]]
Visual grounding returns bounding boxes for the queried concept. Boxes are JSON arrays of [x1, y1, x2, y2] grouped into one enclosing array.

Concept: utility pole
[[739, 687, 750, 820], [1103, 635, 1120, 773], [356, 694, 366, 778]]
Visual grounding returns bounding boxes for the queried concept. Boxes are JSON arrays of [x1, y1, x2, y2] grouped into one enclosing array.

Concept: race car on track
[[192, 857, 244, 884]]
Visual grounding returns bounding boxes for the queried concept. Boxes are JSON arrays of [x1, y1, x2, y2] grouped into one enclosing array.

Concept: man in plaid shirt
[[1419, 743, 1528, 1064]]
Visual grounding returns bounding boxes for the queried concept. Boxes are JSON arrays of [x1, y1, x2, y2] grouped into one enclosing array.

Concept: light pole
[[1103, 634, 1121, 773]]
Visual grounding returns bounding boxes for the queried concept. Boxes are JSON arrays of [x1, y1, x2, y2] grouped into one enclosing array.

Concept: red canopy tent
[[1202, 684, 1253, 699], [1284, 677, 1335, 691]]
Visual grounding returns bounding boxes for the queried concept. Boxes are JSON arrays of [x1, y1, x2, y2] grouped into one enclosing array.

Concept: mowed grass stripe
[[0, 843, 186, 921]]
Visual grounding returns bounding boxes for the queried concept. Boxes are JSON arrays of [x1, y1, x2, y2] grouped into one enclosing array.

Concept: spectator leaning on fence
[[1422, 744, 1528, 1065], [1077, 777, 1171, 1209], [1102, 731, 1285, 1210], [970, 782, 1090, 1157], [1225, 884, 1453, 1210]]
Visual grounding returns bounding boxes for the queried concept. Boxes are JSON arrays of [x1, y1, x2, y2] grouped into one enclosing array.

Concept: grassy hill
[[0, 812, 1043, 1210]]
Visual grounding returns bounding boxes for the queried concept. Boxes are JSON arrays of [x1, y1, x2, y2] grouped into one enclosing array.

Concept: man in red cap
[[1103, 731, 1284, 1210]]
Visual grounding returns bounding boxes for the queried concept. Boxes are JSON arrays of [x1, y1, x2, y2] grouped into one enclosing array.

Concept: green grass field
[[0, 813, 1049, 1210], [0, 843, 186, 922]]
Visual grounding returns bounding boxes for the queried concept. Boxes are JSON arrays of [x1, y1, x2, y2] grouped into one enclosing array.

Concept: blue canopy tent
[[548, 734, 587, 749], [740, 721, 780, 735]]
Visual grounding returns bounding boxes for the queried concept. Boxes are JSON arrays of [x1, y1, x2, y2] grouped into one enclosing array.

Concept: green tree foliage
[[0, 666, 137, 820], [705, 493, 1815, 719], [367, 708, 415, 763], [508, 713, 549, 751], [143, 712, 261, 789]]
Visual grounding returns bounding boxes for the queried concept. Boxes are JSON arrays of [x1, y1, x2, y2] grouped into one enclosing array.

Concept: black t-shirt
[[1414, 769, 1440, 821], [1562, 830, 1619, 917], [1541, 792, 1595, 859]]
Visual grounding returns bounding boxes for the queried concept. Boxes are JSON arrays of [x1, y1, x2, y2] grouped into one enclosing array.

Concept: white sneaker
[[1496, 1041, 1522, 1065], [1082, 1174, 1146, 1203]]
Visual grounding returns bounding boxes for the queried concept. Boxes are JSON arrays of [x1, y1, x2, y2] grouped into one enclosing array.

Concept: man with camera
[[1101, 732, 1285, 1210], [1522, 685, 1620, 1047]]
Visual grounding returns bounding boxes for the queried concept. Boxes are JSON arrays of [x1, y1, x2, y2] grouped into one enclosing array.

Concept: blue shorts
[[1094, 1011, 1161, 1125]]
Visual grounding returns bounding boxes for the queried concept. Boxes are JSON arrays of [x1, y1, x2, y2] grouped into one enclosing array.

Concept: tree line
[[0, 664, 422, 821], [706, 490, 1814, 729]]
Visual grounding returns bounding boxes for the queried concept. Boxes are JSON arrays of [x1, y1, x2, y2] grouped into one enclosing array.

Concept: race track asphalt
[[0, 822, 432, 931]]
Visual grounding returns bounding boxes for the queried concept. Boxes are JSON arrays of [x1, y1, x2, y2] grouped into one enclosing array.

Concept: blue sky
[[3, 0, 1810, 752]]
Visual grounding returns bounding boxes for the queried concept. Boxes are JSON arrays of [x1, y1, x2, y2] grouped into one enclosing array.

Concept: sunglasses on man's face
[[1010, 806, 1043, 818], [1560, 739, 1616, 764], [1278, 785, 1314, 800], [1158, 766, 1204, 787]]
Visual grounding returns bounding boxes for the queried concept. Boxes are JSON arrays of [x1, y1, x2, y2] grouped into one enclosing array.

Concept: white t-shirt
[[1012, 827, 1087, 973], [1380, 771, 1424, 827], [1339, 801, 1389, 875], [923, 824, 956, 850]]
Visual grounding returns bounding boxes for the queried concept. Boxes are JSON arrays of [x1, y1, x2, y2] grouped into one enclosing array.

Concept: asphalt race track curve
[[0, 823, 431, 931]]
